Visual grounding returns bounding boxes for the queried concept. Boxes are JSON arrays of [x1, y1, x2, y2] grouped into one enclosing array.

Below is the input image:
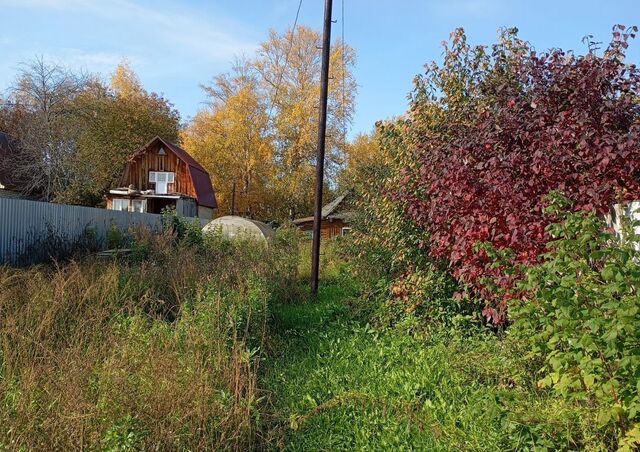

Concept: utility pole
[[311, 0, 333, 297]]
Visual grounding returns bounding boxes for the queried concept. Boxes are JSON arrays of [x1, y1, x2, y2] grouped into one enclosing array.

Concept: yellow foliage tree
[[187, 26, 357, 221], [182, 83, 273, 218], [256, 25, 356, 219], [65, 62, 180, 205], [110, 60, 143, 99]]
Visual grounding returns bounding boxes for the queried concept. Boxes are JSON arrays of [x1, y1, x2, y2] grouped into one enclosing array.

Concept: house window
[[149, 171, 175, 195], [131, 199, 147, 213], [112, 198, 130, 212], [341, 227, 352, 236]]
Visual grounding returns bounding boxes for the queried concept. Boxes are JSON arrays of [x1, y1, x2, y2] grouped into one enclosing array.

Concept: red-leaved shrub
[[400, 26, 640, 323]]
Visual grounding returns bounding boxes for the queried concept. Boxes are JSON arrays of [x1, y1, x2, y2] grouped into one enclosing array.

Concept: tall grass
[[0, 227, 300, 450]]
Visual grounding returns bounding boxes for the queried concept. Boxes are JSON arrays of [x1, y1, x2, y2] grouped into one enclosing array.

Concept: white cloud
[[0, 0, 258, 62], [58, 49, 131, 72]]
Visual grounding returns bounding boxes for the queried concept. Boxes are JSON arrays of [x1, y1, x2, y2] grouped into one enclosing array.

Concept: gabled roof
[[293, 192, 352, 224], [321, 192, 349, 218], [129, 136, 217, 209]]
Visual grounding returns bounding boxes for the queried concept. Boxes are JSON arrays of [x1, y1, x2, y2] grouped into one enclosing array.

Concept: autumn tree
[[186, 25, 357, 221], [256, 25, 356, 218], [2, 58, 89, 200], [183, 61, 274, 218], [397, 27, 640, 323], [0, 59, 180, 205], [63, 61, 180, 205], [337, 131, 381, 191]]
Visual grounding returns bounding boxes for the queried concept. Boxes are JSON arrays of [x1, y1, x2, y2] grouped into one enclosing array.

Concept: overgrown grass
[[262, 243, 607, 451], [0, 226, 299, 450], [0, 232, 620, 450]]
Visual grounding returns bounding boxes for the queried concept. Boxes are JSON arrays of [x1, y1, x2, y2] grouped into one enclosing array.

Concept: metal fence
[[0, 197, 207, 265]]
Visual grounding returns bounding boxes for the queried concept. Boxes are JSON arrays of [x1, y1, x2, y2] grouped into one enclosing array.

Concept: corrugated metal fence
[[0, 198, 207, 265]]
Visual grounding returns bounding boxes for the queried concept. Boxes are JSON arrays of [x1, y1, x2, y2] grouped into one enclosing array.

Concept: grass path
[[261, 277, 586, 451], [261, 281, 514, 451]]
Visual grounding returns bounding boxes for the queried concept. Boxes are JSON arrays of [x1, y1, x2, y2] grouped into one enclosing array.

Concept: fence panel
[[0, 198, 170, 265]]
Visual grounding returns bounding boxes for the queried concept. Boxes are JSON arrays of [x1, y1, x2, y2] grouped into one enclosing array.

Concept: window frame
[[148, 171, 175, 194], [131, 199, 147, 213], [112, 198, 130, 212]]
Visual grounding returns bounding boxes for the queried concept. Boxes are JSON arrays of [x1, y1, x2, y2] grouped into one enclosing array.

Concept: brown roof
[[293, 192, 353, 225], [130, 136, 217, 209]]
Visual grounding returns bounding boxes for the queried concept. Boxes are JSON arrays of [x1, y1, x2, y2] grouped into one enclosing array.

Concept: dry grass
[[0, 227, 300, 451]]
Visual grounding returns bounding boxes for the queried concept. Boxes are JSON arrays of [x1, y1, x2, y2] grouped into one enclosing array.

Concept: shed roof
[[129, 136, 217, 209], [293, 192, 352, 225]]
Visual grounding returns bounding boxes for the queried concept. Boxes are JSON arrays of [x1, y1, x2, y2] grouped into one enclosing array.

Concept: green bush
[[510, 200, 640, 450], [161, 206, 204, 247], [106, 223, 130, 249], [342, 124, 474, 331]]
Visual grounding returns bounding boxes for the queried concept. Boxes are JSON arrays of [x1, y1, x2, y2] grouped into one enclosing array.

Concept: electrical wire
[[266, 0, 303, 124], [341, 0, 347, 151]]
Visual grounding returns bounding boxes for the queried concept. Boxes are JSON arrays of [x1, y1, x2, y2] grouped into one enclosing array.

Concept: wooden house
[[106, 136, 217, 219], [293, 192, 354, 240]]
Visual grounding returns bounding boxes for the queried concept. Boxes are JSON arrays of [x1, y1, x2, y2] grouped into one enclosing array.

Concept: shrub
[[106, 223, 130, 249], [396, 26, 640, 323], [342, 123, 476, 330], [161, 206, 204, 247], [510, 201, 640, 450], [16, 223, 101, 265]]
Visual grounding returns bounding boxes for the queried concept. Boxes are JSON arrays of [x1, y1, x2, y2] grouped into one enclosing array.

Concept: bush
[[106, 223, 130, 249], [510, 200, 640, 450], [341, 124, 470, 330], [161, 207, 204, 247], [394, 26, 640, 323]]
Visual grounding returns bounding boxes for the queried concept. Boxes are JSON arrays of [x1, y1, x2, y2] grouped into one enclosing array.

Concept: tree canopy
[[183, 25, 357, 220]]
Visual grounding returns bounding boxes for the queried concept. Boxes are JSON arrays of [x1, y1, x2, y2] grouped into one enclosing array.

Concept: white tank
[[202, 215, 274, 242]]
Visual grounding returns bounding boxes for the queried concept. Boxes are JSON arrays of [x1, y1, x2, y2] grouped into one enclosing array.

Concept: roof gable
[[293, 191, 353, 224], [321, 192, 349, 218], [128, 136, 217, 209]]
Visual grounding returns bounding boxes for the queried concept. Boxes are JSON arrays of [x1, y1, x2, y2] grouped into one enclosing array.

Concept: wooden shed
[[293, 193, 354, 240], [106, 136, 217, 219]]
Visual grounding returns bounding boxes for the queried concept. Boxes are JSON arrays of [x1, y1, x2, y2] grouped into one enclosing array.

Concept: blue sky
[[1, 0, 639, 136]]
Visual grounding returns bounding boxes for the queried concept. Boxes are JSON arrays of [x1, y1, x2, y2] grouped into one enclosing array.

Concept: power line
[[341, 0, 346, 152], [266, 0, 303, 125]]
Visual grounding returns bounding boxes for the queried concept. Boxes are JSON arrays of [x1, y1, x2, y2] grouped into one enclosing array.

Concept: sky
[[1, 0, 639, 136]]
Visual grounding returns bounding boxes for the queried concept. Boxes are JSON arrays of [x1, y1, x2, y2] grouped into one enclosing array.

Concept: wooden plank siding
[[296, 219, 348, 240], [120, 140, 197, 199]]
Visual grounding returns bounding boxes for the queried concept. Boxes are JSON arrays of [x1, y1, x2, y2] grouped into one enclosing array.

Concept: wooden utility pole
[[311, 0, 333, 297]]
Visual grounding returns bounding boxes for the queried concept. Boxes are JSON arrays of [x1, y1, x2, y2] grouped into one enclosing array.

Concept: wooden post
[[311, 0, 333, 297]]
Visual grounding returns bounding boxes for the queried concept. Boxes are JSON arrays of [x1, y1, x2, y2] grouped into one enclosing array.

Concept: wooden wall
[[297, 219, 349, 240], [120, 141, 197, 199]]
